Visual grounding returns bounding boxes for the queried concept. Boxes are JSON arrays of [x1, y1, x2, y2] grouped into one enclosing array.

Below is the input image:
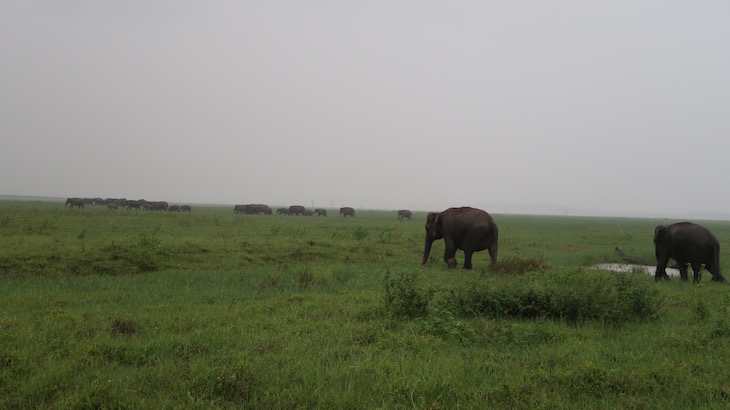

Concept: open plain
[[2, 200, 730, 408]]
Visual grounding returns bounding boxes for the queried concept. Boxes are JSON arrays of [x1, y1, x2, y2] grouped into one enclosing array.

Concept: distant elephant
[[126, 200, 142, 210], [65, 197, 85, 208], [398, 209, 412, 220], [107, 203, 118, 210], [315, 208, 327, 217], [289, 205, 306, 216], [234, 204, 246, 214], [168, 205, 180, 212], [277, 207, 290, 215], [340, 207, 355, 217], [144, 201, 168, 211], [422, 206, 498, 270], [654, 222, 727, 283], [251, 204, 272, 215], [181, 205, 192, 212], [302, 210, 314, 216]]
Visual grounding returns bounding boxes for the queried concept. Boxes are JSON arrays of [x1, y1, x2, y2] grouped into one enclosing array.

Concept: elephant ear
[[654, 225, 666, 244], [426, 212, 438, 224]]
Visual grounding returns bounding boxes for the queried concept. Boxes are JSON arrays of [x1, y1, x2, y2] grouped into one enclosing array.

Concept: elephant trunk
[[422, 234, 434, 266]]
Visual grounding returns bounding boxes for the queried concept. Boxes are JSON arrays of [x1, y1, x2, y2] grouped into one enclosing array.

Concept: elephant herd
[[235, 205, 357, 217], [422, 206, 727, 284], [234, 205, 416, 220], [66, 197, 724, 284], [65, 197, 191, 212]]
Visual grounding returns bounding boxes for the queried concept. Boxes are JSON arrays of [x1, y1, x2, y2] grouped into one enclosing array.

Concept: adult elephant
[[65, 197, 85, 208], [181, 205, 192, 212], [289, 205, 306, 216], [398, 209, 412, 220], [653, 222, 727, 283], [422, 206, 498, 270], [315, 208, 327, 217], [250, 204, 272, 215], [126, 200, 142, 210], [340, 207, 355, 217]]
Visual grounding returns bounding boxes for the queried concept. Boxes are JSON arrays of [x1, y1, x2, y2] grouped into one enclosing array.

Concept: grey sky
[[2, 1, 729, 217]]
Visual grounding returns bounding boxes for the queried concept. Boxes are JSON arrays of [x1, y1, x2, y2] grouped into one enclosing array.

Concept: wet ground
[[592, 263, 680, 277]]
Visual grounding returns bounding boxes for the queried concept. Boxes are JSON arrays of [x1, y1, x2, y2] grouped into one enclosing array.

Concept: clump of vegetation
[[295, 265, 314, 286], [446, 269, 661, 324], [111, 318, 138, 335], [352, 225, 369, 240], [492, 255, 547, 275], [70, 233, 168, 275], [383, 270, 434, 318], [418, 307, 477, 344]]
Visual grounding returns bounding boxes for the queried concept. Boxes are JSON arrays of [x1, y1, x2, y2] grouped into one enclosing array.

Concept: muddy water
[[592, 263, 680, 277]]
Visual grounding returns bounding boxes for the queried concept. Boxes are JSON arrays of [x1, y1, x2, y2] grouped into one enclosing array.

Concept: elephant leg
[[691, 263, 702, 282], [463, 250, 474, 270], [443, 239, 458, 268], [678, 263, 689, 281], [707, 263, 728, 284], [488, 244, 498, 267], [655, 258, 671, 281], [444, 254, 457, 268]]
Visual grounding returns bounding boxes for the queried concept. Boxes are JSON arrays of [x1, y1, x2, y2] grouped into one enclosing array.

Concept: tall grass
[[2, 201, 730, 408]]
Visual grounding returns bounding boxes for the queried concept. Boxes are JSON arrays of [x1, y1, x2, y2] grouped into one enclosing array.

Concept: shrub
[[352, 225, 368, 240], [492, 256, 547, 275], [383, 270, 434, 319], [418, 307, 476, 343], [295, 266, 314, 286], [446, 269, 660, 324]]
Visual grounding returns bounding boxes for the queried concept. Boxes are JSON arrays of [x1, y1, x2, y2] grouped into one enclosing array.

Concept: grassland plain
[[2, 200, 730, 408]]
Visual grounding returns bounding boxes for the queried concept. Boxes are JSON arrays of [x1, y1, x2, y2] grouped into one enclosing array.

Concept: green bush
[[352, 225, 368, 240], [383, 270, 434, 319], [446, 269, 661, 324]]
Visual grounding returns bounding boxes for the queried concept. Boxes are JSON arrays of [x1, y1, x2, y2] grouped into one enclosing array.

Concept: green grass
[[2, 201, 730, 408]]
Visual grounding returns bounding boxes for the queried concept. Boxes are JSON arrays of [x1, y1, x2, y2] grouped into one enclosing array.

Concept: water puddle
[[592, 263, 680, 277]]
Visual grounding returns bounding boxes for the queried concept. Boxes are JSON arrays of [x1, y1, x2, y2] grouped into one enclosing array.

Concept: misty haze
[[2, 2, 729, 218]]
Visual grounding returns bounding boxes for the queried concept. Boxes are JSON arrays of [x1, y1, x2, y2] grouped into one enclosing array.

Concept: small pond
[[592, 263, 680, 277]]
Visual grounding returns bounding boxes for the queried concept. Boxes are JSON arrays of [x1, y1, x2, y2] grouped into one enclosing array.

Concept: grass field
[[2, 200, 730, 408]]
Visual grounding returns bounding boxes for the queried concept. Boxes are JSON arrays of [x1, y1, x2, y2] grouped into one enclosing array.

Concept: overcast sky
[[2, 1, 729, 217]]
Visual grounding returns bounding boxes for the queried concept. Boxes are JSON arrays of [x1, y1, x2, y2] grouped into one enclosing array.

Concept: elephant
[[277, 207, 290, 215], [653, 222, 727, 283], [65, 197, 85, 208], [144, 201, 168, 211], [315, 208, 327, 217], [250, 204, 272, 215], [302, 210, 314, 216], [340, 207, 355, 217], [422, 206, 498, 270], [126, 200, 142, 210], [168, 205, 180, 212], [398, 209, 412, 220], [107, 203, 118, 210], [235, 204, 271, 214], [180, 205, 192, 212], [289, 205, 306, 216]]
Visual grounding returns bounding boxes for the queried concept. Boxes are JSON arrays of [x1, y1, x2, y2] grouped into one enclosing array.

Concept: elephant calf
[[654, 222, 727, 283]]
